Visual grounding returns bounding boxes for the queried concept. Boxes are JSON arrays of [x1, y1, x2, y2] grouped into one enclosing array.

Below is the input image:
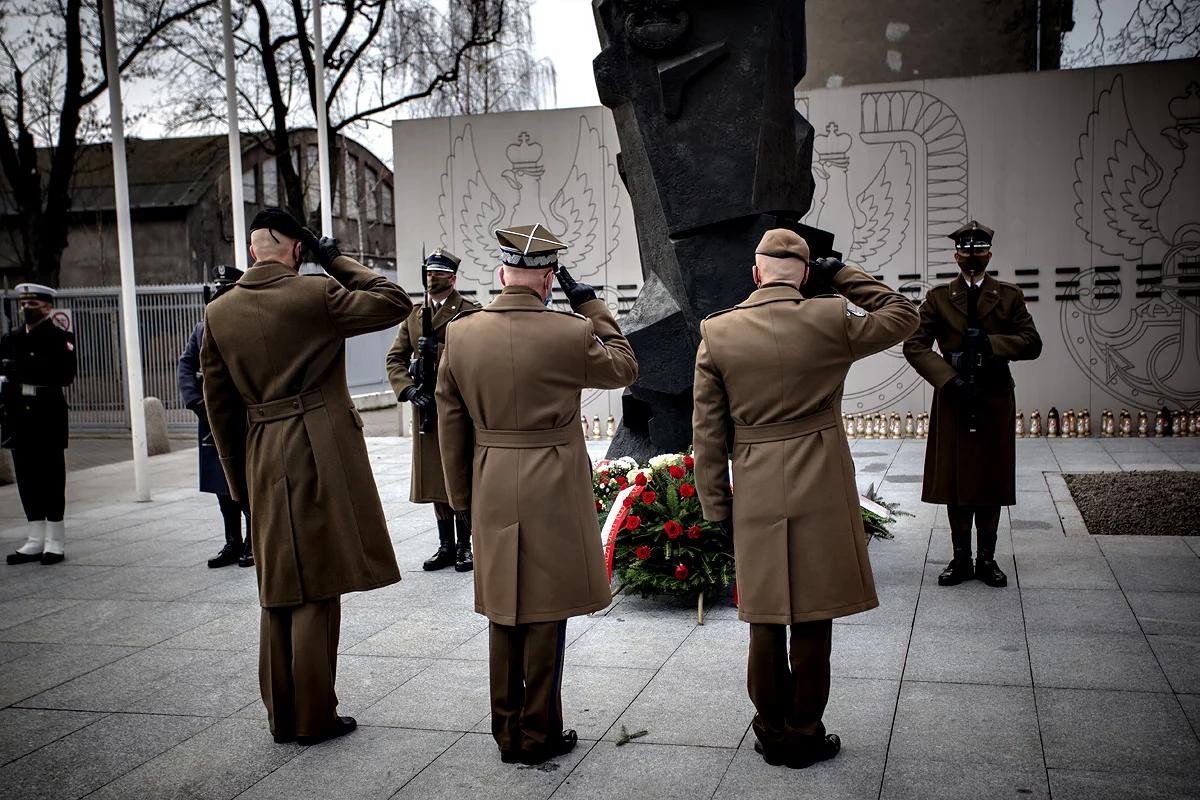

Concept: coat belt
[[247, 390, 325, 424], [733, 407, 840, 445], [474, 421, 574, 448]]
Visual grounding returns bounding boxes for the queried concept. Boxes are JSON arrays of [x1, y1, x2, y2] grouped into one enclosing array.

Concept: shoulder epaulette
[[448, 306, 483, 323], [703, 306, 738, 321], [548, 307, 587, 321]]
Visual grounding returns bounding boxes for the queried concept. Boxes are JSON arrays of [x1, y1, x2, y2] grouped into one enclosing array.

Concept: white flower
[[648, 453, 685, 471]]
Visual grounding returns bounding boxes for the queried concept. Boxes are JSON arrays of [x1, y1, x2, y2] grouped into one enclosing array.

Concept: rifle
[[407, 246, 439, 435]]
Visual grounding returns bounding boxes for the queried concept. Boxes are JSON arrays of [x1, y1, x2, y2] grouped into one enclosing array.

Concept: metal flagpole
[[312, 0, 333, 233], [221, 0, 248, 269], [101, 0, 150, 501]]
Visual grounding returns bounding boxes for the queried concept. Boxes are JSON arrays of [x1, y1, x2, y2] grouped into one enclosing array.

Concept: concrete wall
[[393, 58, 1200, 427]]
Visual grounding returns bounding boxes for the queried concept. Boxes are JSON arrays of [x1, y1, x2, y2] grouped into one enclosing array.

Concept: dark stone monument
[[593, 0, 831, 462]]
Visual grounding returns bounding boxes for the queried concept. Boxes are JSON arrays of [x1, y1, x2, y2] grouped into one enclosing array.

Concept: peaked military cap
[[425, 248, 461, 273], [495, 223, 567, 268], [949, 220, 994, 250], [211, 265, 245, 285], [249, 207, 311, 242], [755, 228, 811, 263], [15, 283, 56, 303]]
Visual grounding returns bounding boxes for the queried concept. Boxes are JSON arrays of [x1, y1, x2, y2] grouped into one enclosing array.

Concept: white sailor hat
[[15, 283, 56, 303]]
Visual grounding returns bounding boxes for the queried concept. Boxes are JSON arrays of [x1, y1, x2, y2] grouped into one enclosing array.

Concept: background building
[[0, 130, 396, 287]]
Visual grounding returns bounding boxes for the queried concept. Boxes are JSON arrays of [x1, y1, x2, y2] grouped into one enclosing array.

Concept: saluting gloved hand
[[555, 266, 597, 310], [802, 257, 846, 298], [313, 235, 341, 269]]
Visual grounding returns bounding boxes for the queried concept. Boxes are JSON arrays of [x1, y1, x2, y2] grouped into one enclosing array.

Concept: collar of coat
[[486, 285, 548, 311], [238, 261, 298, 288], [948, 272, 1001, 319], [424, 289, 464, 326], [737, 283, 804, 308]]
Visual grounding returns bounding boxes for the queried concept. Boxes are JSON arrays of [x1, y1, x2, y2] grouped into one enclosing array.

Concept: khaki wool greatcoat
[[692, 267, 920, 624], [436, 286, 638, 625], [385, 289, 481, 504], [902, 273, 1042, 506], [202, 256, 412, 607]]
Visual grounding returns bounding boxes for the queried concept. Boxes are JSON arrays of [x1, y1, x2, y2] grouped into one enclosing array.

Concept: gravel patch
[[1064, 471, 1200, 537]]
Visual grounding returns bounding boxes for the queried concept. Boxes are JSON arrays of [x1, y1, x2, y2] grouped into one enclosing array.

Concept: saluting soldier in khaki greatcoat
[[692, 229, 919, 769], [386, 248, 481, 572], [437, 224, 637, 765], [203, 208, 412, 745], [903, 221, 1042, 588]]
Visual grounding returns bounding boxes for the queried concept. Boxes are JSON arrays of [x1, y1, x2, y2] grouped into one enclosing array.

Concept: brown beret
[[755, 228, 811, 263]]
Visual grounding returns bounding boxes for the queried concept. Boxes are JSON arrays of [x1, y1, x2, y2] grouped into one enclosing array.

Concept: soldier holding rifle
[[387, 248, 481, 572], [904, 221, 1042, 588]]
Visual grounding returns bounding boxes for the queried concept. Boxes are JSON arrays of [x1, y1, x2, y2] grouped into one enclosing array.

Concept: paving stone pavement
[[1, 437, 1198, 799]]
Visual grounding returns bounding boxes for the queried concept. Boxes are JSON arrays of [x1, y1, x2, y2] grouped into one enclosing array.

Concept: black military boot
[[209, 499, 243, 568], [938, 551, 975, 585], [939, 507, 975, 586], [454, 512, 473, 573], [423, 519, 457, 571], [237, 531, 254, 568], [975, 518, 1007, 587]]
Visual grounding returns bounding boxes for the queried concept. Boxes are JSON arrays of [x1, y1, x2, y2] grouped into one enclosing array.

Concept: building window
[[381, 182, 393, 224], [365, 166, 379, 222], [242, 165, 257, 204], [305, 144, 320, 216], [345, 157, 359, 220], [262, 158, 278, 206]]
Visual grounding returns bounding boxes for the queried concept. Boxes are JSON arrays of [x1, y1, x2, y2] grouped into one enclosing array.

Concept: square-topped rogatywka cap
[[495, 223, 568, 268]]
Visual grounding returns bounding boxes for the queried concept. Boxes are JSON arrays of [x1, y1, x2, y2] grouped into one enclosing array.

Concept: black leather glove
[[717, 519, 734, 539], [403, 386, 434, 411], [314, 235, 341, 269], [947, 350, 967, 372], [965, 327, 992, 357], [943, 375, 968, 395], [801, 257, 845, 297], [555, 266, 597, 310]]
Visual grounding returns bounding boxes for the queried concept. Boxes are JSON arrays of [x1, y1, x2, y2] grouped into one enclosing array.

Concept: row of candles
[[583, 407, 1198, 442]]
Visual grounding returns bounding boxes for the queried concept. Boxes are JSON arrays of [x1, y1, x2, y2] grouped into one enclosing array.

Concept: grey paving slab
[[1028, 631, 1170, 691], [1146, 634, 1200, 693], [1010, 530, 1101, 556], [554, 665, 656, 741], [888, 683, 1042, 768], [159, 605, 260, 652], [0, 598, 81, 631], [1020, 588, 1141, 633], [1179, 694, 1200, 736], [607, 621, 750, 748], [0, 712, 214, 800], [1013, 554, 1119, 589], [359, 657, 490, 731], [552, 741, 733, 800], [391, 732, 589, 800], [1047, 769, 1200, 800], [880, 759, 1050, 800], [344, 609, 486, 660], [20, 645, 224, 712], [830, 623, 910, 681], [1186, 537, 1200, 558], [903, 625, 1031, 686], [1106, 555, 1200, 593], [0, 709, 103, 768], [913, 581, 1024, 631], [235, 726, 456, 800], [1126, 591, 1200, 636], [1098, 536, 1198, 558], [1037, 687, 1200, 775], [713, 745, 885, 800], [29, 565, 228, 602], [0, 643, 138, 707], [0, 640, 43, 665], [87, 717, 303, 800], [865, 548, 928, 587], [564, 615, 696, 670], [0, 598, 233, 648], [129, 649, 262, 717], [837, 582, 919, 627]]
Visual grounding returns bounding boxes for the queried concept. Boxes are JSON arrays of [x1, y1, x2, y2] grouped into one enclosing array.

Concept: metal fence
[[1, 279, 641, 433]]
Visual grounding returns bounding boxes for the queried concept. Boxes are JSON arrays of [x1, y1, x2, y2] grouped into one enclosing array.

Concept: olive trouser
[[747, 619, 833, 749], [489, 620, 568, 753], [260, 597, 341, 738]]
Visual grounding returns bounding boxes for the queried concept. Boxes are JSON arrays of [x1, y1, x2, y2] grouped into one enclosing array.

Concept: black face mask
[[426, 275, 454, 295], [21, 307, 47, 326], [960, 255, 988, 276]]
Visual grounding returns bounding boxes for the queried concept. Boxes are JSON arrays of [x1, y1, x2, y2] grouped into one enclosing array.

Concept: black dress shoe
[[6, 551, 42, 565], [975, 557, 1008, 587], [296, 716, 357, 745], [40, 552, 64, 565], [208, 544, 240, 568], [753, 739, 789, 767], [454, 542, 473, 572], [237, 543, 254, 568], [788, 733, 841, 768], [272, 731, 296, 744], [499, 749, 521, 764], [518, 730, 578, 765], [937, 557, 974, 586]]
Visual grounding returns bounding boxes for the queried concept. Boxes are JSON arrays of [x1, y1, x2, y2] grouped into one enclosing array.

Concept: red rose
[[679, 483, 696, 498], [624, 515, 641, 531], [622, 495, 635, 508], [668, 465, 686, 479], [664, 520, 683, 539], [683, 455, 695, 469], [640, 490, 657, 505], [616, 475, 628, 486], [674, 564, 689, 580], [600, 470, 609, 479], [687, 525, 702, 539], [634, 472, 648, 486], [635, 545, 652, 560], [596, 500, 603, 512]]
